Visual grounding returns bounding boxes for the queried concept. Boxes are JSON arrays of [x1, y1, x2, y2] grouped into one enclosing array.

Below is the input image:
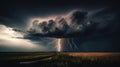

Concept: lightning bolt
[[57, 39, 61, 52]]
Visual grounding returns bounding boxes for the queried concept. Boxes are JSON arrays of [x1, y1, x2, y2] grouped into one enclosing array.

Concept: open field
[[0, 52, 120, 67], [0, 52, 55, 61]]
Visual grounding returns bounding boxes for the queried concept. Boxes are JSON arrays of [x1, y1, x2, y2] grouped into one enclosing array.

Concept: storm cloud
[[0, 0, 120, 52], [28, 10, 89, 38], [28, 8, 120, 38], [26, 7, 120, 51]]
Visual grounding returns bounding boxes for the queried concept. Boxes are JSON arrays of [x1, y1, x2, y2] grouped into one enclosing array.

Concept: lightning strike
[[57, 39, 61, 52]]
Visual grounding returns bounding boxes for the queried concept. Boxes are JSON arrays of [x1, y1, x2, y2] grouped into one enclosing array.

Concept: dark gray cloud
[[28, 9, 119, 38], [28, 10, 89, 38], [26, 7, 120, 51], [61, 8, 120, 51]]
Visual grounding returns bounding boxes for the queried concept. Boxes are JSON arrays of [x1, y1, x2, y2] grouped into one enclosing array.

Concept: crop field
[[0, 52, 120, 67]]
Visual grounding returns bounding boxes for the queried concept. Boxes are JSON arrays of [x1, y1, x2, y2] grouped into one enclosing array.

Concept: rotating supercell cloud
[[0, 0, 120, 52]]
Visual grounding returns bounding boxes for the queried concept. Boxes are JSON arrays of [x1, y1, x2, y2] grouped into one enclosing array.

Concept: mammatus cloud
[[0, 24, 56, 52]]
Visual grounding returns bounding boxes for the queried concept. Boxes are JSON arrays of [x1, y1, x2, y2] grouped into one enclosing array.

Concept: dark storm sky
[[0, 0, 108, 28], [0, 0, 117, 29], [0, 0, 120, 52]]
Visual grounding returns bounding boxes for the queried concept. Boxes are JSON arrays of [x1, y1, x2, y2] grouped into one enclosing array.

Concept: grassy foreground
[[0, 52, 120, 67]]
